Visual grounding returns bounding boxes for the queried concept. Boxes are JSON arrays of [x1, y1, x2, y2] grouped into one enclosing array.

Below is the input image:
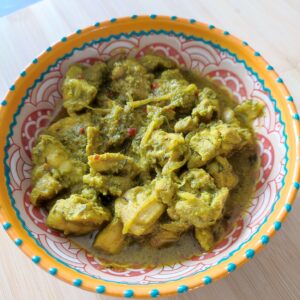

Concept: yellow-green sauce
[[30, 54, 263, 267]]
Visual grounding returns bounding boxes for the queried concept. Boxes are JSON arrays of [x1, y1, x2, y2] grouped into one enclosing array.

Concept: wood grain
[[0, 0, 299, 299]]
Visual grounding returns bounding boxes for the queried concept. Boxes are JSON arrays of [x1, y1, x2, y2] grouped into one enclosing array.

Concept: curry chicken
[[30, 55, 263, 264]]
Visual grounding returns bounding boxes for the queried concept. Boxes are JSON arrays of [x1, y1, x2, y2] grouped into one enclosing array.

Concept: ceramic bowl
[[0, 15, 299, 298]]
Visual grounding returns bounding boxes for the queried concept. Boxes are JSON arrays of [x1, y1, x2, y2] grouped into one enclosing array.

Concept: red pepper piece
[[127, 127, 137, 137], [151, 82, 160, 89]]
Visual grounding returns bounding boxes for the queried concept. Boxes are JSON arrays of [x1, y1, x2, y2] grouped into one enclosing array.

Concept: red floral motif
[[256, 133, 274, 190], [77, 57, 104, 65], [21, 109, 52, 158], [207, 69, 247, 98]]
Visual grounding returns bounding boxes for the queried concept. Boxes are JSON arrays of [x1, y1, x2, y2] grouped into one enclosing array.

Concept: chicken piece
[[62, 62, 107, 115], [62, 79, 97, 115], [167, 168, 226, 228], [192, 87, 220, 122], [46, 194, 111, 235], [195, 227, 215, 251], [222, 107, 240, 125], [101, 103, 144, 148], [146, 105, 176, 121], [47, 113, 93, 162], [93, 218, 126, 254], [174, 116, 198, 133], [88, 153, 139, 175], [188, 121, 253, 168], [83, 173, 136, 197], [150, 221, 190, 248], [83, 153, 140, 196], [86, 126, 105, 156], [142, 129, 189, 174], [30, 173, 63, 206], [83, 61, 108, 88], [155, 69, 187, 89], [64, 62, 108, 88], [179, 168, 216, 192], [139, 54, 176, 71], [174, 188, 229, 228], [153, 69, 199, 112], [32, 135, 87, 187], [234, 99, 264, 125], [152, 176, 177, 206], [206, 156, 239, 189], [168, 84, 199, 112], [110, 58, 154, 100], [115, 185, 165, 236], [31, 164, 49, 183]]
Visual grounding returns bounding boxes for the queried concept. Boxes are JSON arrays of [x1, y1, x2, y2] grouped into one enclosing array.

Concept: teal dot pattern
[[20, 71, 26, 77], [124, 289, 134, 298], [177, 285, 189, 293], [254, 51, 260, 56], [32, 256, 41, 263], [131, 15, 138, 19], [32, 58, 38, 64], [15, 238, 23, 246], [261, 235, 269, 245], [49, 267, 58, 275], [150, 289, 160, 298], [243, 41, 249, 46], [277, 77, 283, 83], [285, 203, 292, 212], [293, 182, 300, 189], [293, 113, 300, 120], [274, 221, 281, 231], [150, 14, 157, 19], [73, 279, 82, 287], [76, 29, 82, 34], [96, 285, 105, 293], [3, 222, 11, 230], [94, 22, 100, 27], [224, 31, 230, 35], [267, 65, 274, 70], [227, 263, 236, 272], [110, 18, 117, 23], [203, 276, 212, 285], [189, 19, 196, 24], [171, 16, 177, 20], [1, 100, 7, 106], [10, 85, 15, 91], [286, 95, 293, 101], [208, 24, 215, 29], [246, 249, 255, 259]]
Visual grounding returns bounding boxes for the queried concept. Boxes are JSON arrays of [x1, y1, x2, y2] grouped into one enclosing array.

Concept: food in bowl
[[29, 54, 263, 265], [1, 16, 299, 297]]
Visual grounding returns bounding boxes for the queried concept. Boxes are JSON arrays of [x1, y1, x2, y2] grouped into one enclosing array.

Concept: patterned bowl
[[0, 15, 299, 298]]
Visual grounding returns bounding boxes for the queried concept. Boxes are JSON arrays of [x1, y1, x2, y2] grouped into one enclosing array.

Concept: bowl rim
[[0, 15, 299, 298]]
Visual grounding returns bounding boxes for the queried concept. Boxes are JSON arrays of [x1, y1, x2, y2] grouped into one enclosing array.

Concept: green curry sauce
[[30, 54, 262, 267]]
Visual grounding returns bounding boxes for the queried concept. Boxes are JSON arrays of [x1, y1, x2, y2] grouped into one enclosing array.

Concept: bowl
[[0, 15, 299, 298]]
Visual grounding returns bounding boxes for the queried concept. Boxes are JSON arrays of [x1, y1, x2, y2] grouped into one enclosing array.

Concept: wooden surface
[[0, 0, 299, 299]]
